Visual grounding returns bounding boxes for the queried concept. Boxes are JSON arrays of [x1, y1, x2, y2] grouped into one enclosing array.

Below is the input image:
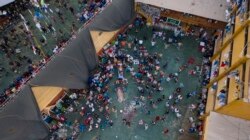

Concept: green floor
[[64, 25, 202, 140]]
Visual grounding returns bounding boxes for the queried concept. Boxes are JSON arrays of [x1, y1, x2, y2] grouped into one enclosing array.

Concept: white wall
[[0, 0, 15, 7], [136, 0, 227, 22]]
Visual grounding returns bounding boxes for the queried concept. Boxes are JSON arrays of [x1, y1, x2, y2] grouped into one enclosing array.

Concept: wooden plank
[[215, 100, 250, 120], [90, 30, 120, 53], [32, 86, 64, 111]]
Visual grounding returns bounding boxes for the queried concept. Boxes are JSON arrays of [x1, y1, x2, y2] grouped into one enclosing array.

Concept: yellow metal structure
[[202, 6, 250, 140], [215, 100, 250, 120], [206, 56, 250, 88], [213, 35, 231, 109], [32, 86, 64, 112], [211, 19, 250, 61], [90, 30, 120, 53], [227, 16, 246, 103]]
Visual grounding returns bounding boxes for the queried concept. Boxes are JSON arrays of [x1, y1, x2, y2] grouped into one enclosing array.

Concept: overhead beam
[[215, 100, 250, 120]]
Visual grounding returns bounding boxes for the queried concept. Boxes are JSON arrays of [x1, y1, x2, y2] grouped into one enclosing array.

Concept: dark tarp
[[0, 0, 135, 139], [0, 86, 49, 140], [30, 29, 94, 89], [89, 0, 135, 31], [30, 55, 90, 89]]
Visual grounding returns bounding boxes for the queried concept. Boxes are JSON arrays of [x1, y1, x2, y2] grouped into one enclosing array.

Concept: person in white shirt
[[151, 40, 156, 47], [139, 39, 143, 45], [35, 22, 42, 31]]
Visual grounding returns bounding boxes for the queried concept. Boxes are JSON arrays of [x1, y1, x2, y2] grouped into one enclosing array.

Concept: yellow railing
[[211, 19, 250, 61], [206, 56, 250, 88]]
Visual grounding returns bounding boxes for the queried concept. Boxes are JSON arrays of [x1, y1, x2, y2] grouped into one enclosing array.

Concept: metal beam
[[210, 19, 250, 61], [206, 56, 250, 88]]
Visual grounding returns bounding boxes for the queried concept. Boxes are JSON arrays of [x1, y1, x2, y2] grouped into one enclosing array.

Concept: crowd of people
[[41, 16, 215, 139], [0, 0, 108, 105], [0, 1, 223, 140], [44, 88, 113, 139]]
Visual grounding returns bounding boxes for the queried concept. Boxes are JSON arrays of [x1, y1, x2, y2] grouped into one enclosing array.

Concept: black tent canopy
[[89, 0, 135, 31], [0, 0, 135, 139], [0, 86, 49, 140], [30, 32, 92, 89]]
